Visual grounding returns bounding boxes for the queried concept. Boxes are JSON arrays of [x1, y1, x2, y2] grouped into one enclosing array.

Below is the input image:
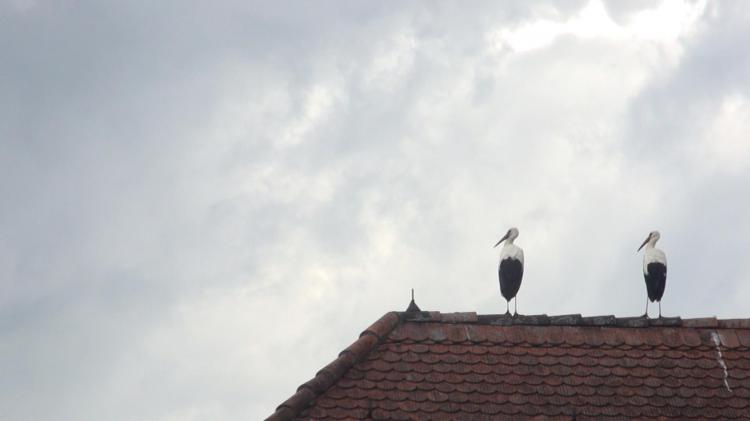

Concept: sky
[[2, 0, 750, 419]]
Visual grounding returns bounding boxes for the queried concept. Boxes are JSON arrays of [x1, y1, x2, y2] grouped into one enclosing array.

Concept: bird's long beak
[[637, 234, 650, 252], [493, 232, 509, 248]]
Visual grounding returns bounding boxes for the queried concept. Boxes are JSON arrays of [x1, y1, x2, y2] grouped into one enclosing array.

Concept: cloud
[[2, 1, 749, 420]]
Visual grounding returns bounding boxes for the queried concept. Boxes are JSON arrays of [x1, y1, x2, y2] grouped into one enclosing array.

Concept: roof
[[267, 311, 750, 420]]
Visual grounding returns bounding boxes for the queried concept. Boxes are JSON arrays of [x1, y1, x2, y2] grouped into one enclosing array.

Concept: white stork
[[637, 230, 667, 318], [494, 227, 524, 316]]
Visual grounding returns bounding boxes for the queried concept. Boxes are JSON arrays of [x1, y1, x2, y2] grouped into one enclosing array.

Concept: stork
[[494, 227, 524, 316], [637, 230, 667, 318]]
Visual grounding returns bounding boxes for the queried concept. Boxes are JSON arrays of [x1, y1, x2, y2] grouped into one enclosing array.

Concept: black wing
[[644, 262, 667, 302], [499, 258, 524, 301]]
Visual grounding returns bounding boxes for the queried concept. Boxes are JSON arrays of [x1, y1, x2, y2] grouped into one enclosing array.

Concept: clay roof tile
[[268, 311, 750, 420]]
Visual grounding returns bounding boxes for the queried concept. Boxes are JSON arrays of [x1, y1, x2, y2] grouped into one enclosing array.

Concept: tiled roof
[[267, 311, 750, 420]]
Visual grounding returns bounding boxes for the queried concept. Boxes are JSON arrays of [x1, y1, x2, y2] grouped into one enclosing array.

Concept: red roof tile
[[267, 312, 750, 420]]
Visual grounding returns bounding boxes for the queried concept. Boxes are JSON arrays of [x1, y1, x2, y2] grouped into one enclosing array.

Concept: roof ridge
[[401, 312, 750, 329], [265, 312, 401, 421]]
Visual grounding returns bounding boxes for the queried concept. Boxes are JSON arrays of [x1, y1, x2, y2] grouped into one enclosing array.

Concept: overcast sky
[[3, 0, 750, 419]]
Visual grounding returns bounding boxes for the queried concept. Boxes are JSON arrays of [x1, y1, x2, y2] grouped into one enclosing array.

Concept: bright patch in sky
[[491, 0, 707, 53], [279, 85, 339, 148]]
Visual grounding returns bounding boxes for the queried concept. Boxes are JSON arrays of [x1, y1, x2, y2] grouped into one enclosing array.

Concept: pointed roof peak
[[405, 288, 421, 313]]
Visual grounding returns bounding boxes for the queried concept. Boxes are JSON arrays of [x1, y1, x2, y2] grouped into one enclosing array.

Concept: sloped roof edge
[[266, 312, 401, 421]]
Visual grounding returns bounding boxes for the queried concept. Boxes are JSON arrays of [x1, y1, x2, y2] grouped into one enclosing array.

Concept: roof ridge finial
[[405, 288, 421, 313]]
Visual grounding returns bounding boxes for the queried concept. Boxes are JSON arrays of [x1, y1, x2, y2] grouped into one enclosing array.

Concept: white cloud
[[278, 84, 341, 148], [364, 32, 418, 91], [490, 0, 706, 57], [691, 93, 750, 174]]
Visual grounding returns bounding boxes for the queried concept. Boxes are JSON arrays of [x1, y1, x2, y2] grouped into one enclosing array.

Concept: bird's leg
[[505, 300, 510, 316], [513, 297, 518, 318], [658, 301, 662, 319], [643, 296, 649, 318]]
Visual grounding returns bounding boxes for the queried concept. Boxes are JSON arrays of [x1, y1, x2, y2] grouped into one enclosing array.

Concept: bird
[[494, 227, 524, 316], [637, 230, 667, 318]]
